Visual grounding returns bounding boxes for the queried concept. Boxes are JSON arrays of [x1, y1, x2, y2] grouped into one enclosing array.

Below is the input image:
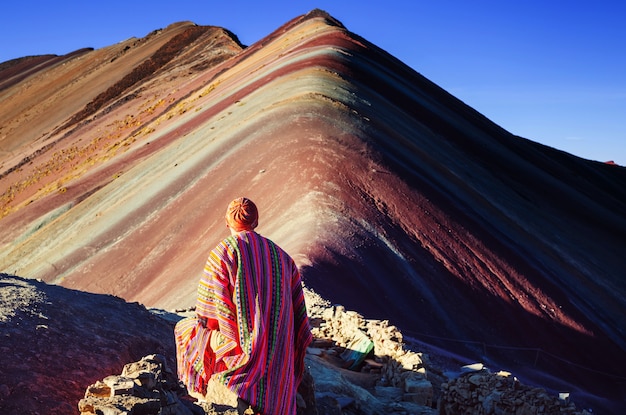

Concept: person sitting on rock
[[174, 197, 312, 415]]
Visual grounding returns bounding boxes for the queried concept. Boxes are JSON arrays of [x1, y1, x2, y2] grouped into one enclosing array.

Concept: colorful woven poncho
[[175, 230, 312, 415]]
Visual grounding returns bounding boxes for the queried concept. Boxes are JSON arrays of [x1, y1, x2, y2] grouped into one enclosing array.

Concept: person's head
[[225, 197, 258, 232]]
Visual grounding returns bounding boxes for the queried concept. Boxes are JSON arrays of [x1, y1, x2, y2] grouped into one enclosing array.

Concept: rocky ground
[[0, 274, 174, 414], [0, 274, 592, 414]]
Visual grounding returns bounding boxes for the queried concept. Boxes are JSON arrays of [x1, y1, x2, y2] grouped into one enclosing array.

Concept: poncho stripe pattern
[[176, 230, 311, 415]]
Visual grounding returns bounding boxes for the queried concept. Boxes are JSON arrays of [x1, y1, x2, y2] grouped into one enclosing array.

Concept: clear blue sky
[[2, 1, 624, 164]]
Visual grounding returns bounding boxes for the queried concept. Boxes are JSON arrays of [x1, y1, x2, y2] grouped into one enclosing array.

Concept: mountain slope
[[1, 9, 624, 412]]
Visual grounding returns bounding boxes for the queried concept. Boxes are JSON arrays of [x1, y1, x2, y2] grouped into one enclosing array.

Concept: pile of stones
[[439, 369, 590, 415], [78, 354, 199, 415], [305, 289, 436, 413]]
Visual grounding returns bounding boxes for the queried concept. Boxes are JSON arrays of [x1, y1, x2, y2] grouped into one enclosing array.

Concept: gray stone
[[103, 375, 135, 396]]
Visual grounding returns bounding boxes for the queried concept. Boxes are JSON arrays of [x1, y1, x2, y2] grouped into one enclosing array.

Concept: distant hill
[[1, 9, 624, 413]]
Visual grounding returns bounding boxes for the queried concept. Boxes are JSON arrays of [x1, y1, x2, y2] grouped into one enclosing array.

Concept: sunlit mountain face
[[1, 9, 625, 413]]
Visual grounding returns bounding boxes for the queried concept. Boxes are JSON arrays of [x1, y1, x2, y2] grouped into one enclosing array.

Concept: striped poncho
[[175, 230, 312, 415]]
